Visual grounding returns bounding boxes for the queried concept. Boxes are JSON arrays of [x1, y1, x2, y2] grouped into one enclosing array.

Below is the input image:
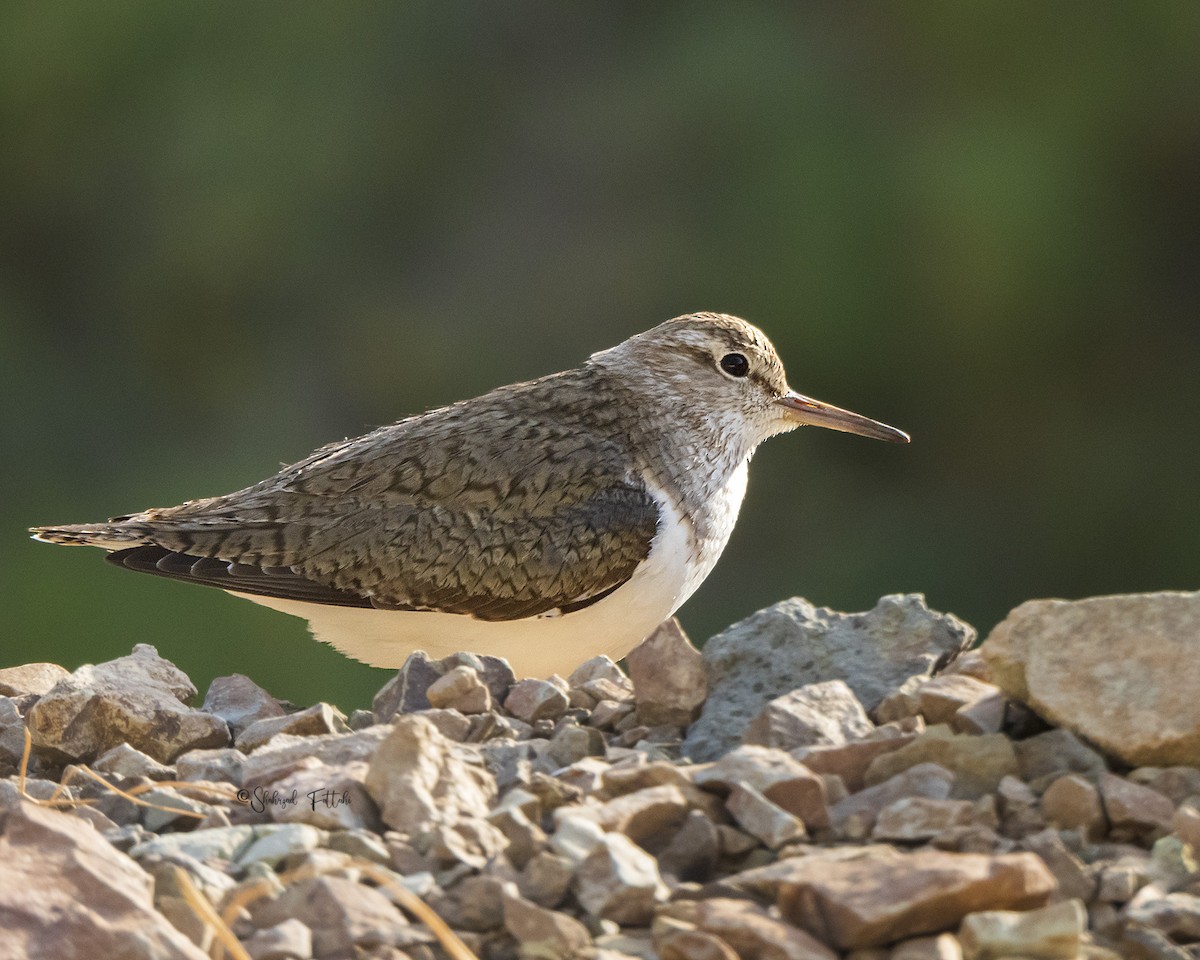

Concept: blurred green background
[[3, 3, 1198, 713]]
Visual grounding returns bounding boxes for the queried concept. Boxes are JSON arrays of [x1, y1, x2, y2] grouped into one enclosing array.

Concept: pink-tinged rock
[[743, 680, 874, 750], [26, 644, 229, 763], [202, 673, 285, 737], [502, 887, 591, 958], [726, 784, 807, 848], [983, 592, 1200, 766], [574, 833, 668, 925], [625, 619, 707, 727], [772, 847, 1057, 950], [364, 714, 495, 833], [0, 802, 209, 959], [504, 678, 570, 724], [660, 897, 837, 960], [793, 734, 916, 793], [829, 763, 956, 837], [1097, 772, 1174, 835], [425, 665, 493, 714], [1041, 774, 1107, 837], [872, 797, 991, 843]]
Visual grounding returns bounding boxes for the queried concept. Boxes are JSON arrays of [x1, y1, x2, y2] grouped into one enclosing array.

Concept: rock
[[957, 898, 1085, 959], [656, 928, 740, 960], [250, 875, 412, 957], [691, 744, 833, 826], [129, 823, 270, 863], [951, 693, 1008, 736], [575, 832, 669, 925], [0, 802, 209, 959], [568, 655, 630, 689], [0, 697, 28, 768], [625, 619, 707, 727], [0, 662, 69, 697], [93, 742, 176, 781], [684, 594, 974, 761], [425, 665, 493, 714], [1125, 892, 1200, 942], [235, 702, 349, 752], [658, 809, 721, 882], [829, 763, 956, 836], [268, 761, 379, 831], [202, 674, 285, 736], [26, 644, 229, 763], [891, 934, 963, 960], [364, 715, 496, 833], [726, 784, 807, 848], [373, 650, 514, 722], [575, 784, 691, 844], [520, 850, 575, 908], [743, 680, 874, 750], [1041, 774, 1106, 837], [1098, 773, 1174, 837], [1013, 729, 1108, 786], [983, 592, 1200, 766], [914, 675, 1004, 727], [243, 725, 390, 787], [502, 887, 592, 959], [504, 678, 570, 724], [661, 897, 837, 960], [1174, 804, 1200, 851], [792, 734, 916, 793], [176, 746, 247, 785], [872, 797, 990, 843], [1020, 830, 1097, 903], [772, 847, 1057, 950], [244, 918, 314, 960], [863, 727, 1018, 800]]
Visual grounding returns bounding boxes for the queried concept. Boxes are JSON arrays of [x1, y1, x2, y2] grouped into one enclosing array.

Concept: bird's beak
[[777, 391, 910, 443]]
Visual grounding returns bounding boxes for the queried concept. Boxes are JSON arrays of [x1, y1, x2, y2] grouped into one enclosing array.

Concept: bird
[[31, 313, 909, 678]]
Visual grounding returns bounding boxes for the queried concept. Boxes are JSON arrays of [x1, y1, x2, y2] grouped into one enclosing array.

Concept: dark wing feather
[[48, 369, 663, 620]]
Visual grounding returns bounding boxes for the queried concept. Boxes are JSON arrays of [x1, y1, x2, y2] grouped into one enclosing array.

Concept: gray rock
[[1013, 728, 1108, 785], [625, 619, 707, 727], [983, 591, 1200, 766], [176, 747, 247, 785], [93, 742, 175, 781], [742, 680, 873, 750], [26, 644, 230, 763], [235, 702, 349, 752], [0, 696, 28, 768], [202, 674, 286, 736], [241, 724, 390, 786], [0, 803, 209, 959], [684, 595, 974, 760]]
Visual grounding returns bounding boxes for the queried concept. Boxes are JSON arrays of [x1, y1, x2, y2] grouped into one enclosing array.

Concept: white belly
[[227, 478, 735, 679]]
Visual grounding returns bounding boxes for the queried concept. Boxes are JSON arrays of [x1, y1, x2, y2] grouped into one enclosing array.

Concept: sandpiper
[[32, 313, 908, 677]]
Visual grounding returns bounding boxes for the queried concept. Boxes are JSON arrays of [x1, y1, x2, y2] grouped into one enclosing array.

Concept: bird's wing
[[36, 376, 663, 620]]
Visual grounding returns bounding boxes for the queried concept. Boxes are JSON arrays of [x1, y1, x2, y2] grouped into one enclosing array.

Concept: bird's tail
[[30, 520, 154, 550]]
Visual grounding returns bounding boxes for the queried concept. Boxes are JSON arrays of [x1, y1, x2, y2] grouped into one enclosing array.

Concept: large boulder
[[684, 594, 974, 761], [983, 592, 1200, 766]]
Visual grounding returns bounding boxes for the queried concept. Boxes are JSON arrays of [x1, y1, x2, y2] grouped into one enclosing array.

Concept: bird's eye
[[719, 353, 750, 378]]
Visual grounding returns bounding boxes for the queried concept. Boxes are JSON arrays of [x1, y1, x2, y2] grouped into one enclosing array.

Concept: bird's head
[[590, 312, 910, 453]]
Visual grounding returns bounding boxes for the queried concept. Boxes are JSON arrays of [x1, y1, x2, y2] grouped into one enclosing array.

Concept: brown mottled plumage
[[33, 313, 908, 676]]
